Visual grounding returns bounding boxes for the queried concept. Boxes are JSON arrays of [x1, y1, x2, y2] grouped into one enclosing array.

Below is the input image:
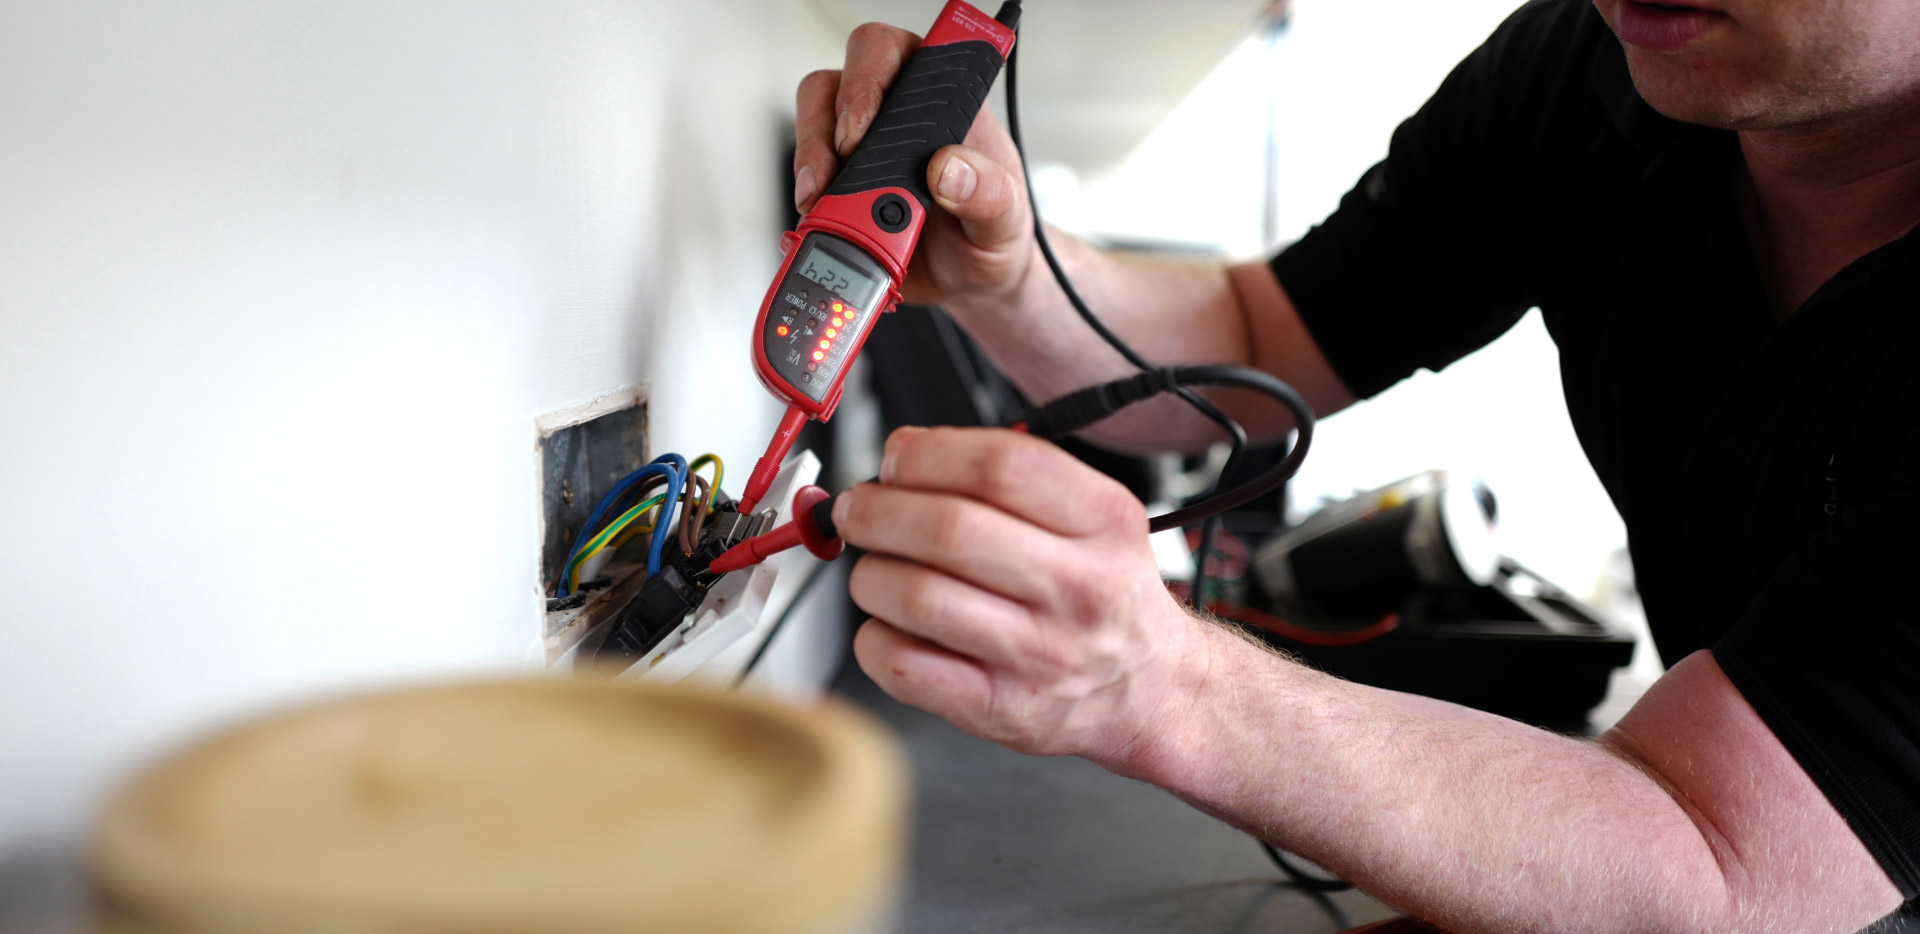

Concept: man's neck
[[1738, 98, 1920, 318]]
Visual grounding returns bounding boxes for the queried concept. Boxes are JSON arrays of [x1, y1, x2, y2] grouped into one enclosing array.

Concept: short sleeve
[[1271, 0, 1603, 399], [1716, 451, 1920, 898]]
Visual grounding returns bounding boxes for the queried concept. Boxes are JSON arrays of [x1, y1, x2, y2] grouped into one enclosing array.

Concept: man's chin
[[1623, 51, 1771, 130]]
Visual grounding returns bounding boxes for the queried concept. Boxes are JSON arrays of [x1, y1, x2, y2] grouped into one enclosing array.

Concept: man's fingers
[[834, 484, 1070, 605], [794, 69, 841, 213], [835, 23, 921, 156], [927, 142, 1031, 250], [854, 618, 992, 721], [848, 554, 1036, 668], [874, 426, 1147, 538]]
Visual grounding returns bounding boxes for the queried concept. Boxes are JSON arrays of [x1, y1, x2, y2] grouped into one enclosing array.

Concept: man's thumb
[[927, 144, 1029, 249]]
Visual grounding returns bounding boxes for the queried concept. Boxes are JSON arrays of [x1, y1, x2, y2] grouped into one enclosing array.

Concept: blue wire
[[645, 453, 687, 577], [559, 453, 688, 593], [567, 463, 672, 565]]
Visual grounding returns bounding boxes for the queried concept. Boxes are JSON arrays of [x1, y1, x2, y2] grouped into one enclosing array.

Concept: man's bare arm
[[1124, 634, 1903, 933], [947, 236, 1357, 453], [835, 427, 1906, 934]]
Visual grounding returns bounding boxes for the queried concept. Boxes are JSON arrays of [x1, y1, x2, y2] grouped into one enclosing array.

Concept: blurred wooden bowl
[[90, 678, 907, 934]]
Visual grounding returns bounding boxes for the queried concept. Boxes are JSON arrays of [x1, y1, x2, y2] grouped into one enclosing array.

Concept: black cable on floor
[[1261, 841, 1354, 893]]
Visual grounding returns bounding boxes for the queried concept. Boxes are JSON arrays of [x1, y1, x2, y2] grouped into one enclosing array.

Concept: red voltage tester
[[735, 0, 1018, 516]]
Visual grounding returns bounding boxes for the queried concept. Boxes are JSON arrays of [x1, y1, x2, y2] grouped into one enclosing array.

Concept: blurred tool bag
[[1241, 471, 1635, 729]]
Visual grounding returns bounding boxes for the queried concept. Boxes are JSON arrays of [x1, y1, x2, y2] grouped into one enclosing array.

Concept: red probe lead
[[710, 484, 846, 574], [737, 406, 810, 514]]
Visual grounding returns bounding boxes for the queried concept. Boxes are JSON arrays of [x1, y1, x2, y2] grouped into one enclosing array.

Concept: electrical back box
[[537, 392, 648, 659]]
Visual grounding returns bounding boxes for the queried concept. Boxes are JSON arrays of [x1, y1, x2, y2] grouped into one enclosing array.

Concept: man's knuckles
[[922, 498, 980, 555], [974, 431, 1043, 500], [839, 23, 920, 148], [894, 571, 952, 628], [796, 68, 839, 110], [846, 21, 916, 62], [1085, 479, 1148, 535]]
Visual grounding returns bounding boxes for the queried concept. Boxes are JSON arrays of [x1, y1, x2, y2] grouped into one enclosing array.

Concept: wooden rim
[[91, 678, 906, 934]]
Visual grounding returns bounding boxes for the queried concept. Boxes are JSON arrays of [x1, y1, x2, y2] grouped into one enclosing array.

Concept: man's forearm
[[1111, 623, 1884, 934], [944, 229, 1267, 453]]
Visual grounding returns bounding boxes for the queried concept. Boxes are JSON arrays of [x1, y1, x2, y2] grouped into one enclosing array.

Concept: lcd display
[[795, 244, 882, 308]]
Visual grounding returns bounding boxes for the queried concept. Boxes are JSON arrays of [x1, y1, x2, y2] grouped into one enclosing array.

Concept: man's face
[[1591, 0, 1920, 130]]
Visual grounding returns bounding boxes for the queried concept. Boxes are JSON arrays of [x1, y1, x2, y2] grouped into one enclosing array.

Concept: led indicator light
[[831, 302, 844, 313], [812, 350, 825, 361], [818, 339, 830, 350], [826, 328, 838, 338], [776, 325, 789, 336], [845, 309, 858, 319], [831, 317, 843, 327]]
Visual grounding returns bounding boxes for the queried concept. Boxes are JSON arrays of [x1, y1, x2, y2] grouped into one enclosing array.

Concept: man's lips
[[1615, 0, 1725, 52]]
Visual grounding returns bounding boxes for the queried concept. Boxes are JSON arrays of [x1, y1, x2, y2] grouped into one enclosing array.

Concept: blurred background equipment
[[869, 300, 1633, 729], [90, 679, 906, 934], [1254, 470, 1501, 617], [1236, 473, 1635, 728]]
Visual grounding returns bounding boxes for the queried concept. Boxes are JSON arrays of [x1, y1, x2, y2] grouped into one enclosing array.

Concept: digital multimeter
[[738, 0, 1018, 513]]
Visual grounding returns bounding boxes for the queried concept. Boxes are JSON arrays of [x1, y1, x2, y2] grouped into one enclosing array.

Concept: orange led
[[831, 302, 844, 313], [831, 316, 843, 327], [812, 350, 825, 361], [776, 325, 789, 336], [826, 328, 838, 338], [844, 308, 857, 319], [818, 339, 830, 350]]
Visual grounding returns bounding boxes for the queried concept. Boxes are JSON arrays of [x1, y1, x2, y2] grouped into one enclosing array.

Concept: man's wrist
[[943, 236, 1047, 324], [1093, 610, 1257, 790]]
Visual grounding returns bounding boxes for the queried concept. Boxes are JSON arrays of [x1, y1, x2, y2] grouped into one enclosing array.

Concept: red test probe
[[735, 0, 1020, 515], [708, 485, 847, 575]]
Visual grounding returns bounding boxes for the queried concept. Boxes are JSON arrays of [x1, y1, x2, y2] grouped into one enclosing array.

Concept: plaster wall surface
[[0, 0, 838, 859]]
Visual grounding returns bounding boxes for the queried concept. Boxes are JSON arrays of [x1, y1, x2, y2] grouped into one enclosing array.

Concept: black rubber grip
[[824, 39, 1007, 209], [811, 495, 839, 541], [1017, 369, 1182, 440]]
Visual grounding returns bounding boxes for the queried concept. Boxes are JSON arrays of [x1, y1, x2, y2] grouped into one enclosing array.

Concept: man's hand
[[834, 425, 1205, 762], [793, 24, 1036, 312], [791, 25, 1355, 454], [829, 435, 1903, 934]]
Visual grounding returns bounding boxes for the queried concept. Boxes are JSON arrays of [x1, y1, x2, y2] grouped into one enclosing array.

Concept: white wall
[[0, 0, 839, 860]]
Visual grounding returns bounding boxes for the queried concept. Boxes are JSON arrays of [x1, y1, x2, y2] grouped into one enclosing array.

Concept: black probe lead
[[1000, 8, 1248, 603], [1003, 0, 1338, 894], [1016, 365, 1312, 532]]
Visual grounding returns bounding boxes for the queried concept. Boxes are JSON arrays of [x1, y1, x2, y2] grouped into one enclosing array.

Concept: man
[[791, 0, 1920, 929]]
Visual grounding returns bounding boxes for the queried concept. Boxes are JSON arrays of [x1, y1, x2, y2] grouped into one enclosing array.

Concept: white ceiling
[[802, 0, 1281, 174]]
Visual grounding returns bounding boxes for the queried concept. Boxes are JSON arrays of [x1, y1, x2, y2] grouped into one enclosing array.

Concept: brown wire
[[680, 473, 711, 555]]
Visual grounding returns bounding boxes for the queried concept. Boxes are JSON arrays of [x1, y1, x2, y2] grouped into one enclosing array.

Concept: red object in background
[[1166, 582, 1401, 648], [1339, 920, 1446, 934], [1184, 526, 1251, 581]]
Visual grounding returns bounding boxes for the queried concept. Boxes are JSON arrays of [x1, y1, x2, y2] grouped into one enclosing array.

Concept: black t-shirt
[[1272, 0, 1920, 900]]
